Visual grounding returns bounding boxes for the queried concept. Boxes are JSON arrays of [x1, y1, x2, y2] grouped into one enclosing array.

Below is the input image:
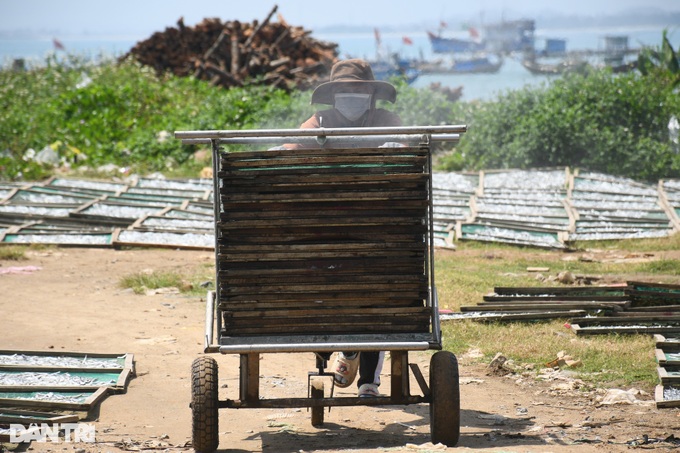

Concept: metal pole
[[180, 133, 461, 146], [210, 139, 223, 342], [175, 125, 467, 140], [218, 341, 431, 354]]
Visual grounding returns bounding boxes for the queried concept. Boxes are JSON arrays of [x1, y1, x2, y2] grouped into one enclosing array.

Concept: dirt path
[[1, 248, 678, 452]]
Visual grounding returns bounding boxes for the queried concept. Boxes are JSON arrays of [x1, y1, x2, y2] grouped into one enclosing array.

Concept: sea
[[1, 25, 678, 101]]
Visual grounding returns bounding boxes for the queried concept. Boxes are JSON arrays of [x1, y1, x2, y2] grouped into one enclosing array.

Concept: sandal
[[358, 383, 380, 397], [332, 352, 360, 388]]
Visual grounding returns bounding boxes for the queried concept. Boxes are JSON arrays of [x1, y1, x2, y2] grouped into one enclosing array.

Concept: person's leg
[[357, 351, 384, 387]]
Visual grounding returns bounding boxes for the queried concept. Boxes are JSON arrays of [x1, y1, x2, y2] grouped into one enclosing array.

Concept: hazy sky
[[1, 0, 678, 36]]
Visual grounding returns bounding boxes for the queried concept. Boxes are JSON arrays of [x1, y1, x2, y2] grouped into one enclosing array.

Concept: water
[[325, 27, 679, 100], [1, 26, 677, 101], [0, 35, 138, 65]]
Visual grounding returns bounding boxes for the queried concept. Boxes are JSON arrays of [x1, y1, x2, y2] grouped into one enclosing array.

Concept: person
[[290, 58, 401, 134], [292, 59, 403, 397]]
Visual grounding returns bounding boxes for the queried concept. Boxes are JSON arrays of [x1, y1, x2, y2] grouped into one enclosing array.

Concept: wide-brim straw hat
[[311, 59, 397, 105]]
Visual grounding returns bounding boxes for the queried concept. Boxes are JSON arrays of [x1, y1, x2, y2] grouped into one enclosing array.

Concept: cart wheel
[[191, 356, 219, 453], [310, 377, 324, 427], [429, 350, 460, 447]]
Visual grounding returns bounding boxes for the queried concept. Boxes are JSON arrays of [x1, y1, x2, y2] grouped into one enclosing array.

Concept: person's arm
[[281, 114, 321, 149]]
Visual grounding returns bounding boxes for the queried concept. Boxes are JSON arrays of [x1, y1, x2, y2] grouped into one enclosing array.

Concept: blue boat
[[369, 56, 420, 84], [427, 19, 536, 55], [419, 55, 503, 75], [450, 56, 503, 74], [427, 31, 485, 54]]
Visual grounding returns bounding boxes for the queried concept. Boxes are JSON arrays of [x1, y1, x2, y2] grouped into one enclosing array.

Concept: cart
[[175, 125, 467, 452]]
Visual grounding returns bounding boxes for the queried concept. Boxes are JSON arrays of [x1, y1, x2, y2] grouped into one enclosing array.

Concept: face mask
[[334, 93, 371, 121]]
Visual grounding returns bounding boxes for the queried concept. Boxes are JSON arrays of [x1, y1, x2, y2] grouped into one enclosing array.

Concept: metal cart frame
[[176, 125, 466, 452]]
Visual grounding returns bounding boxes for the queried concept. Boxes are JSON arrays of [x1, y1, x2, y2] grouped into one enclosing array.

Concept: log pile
[[120, 5, 338, 91]]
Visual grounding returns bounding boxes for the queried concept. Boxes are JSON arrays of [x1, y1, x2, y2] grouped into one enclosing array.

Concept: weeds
[[0, 245, 28, 260], [119, 257, 214, 296], [120, 270, 200, 295]]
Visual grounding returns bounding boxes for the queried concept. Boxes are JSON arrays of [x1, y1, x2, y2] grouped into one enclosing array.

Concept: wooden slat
[[223, 312, 430, 324], [571, 324, 680, 336], [220, 241, 425, 253], [218, 257, 425, 274], [628, 290, 680, 306], [492, 286, 626, 296], [461, 302, 625, 312], [220, 189, 427, 203], [221, 281, 425, 294], [219, 251, 423, 262], [481, 295, 629, 303], [219, 164, 424, 177], [221, 154, 428, 168], [220, 173, 427, 186], [223, 147, 429, 160], [219, 267, 425, 280], [220, 273, 425, 286], [220, 175, 427, 186], [220, 215, 424, 227], [221, 323, 430, 336], [628, 281, 680, 291], [224, 306, 426, 318], [570, 315, 680, 324], [220, 227, 427, 242], [221, 199, 427, 213], [220, 291, 429, 302], [223, 313, 430, 325], [218, 298, 425, 310], [221, 208, 426, 221]]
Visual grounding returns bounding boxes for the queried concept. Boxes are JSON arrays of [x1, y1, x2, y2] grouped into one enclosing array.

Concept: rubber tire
[[429, 350, 460, 447], [310, 378, 324, 427], [191, 356, 219, 453]]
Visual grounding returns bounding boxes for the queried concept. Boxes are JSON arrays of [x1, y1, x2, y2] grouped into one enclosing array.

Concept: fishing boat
[[520, 57, 588, 75], [367, 29, 420, 84], [368, 55, 420, 84], [450, 55, 503, 74], [427, 19, 535, 55], [419, 54, 503, 75], [483, 19, 535, 54], [520, 35, 639, 76], [426, 31, 485, 54]]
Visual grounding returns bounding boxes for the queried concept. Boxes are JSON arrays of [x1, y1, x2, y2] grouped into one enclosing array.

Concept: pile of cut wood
[[120, 5, 338, 91]]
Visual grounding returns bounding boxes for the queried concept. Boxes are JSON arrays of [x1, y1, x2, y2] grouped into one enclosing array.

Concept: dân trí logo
[[9, 423, 95, 443]]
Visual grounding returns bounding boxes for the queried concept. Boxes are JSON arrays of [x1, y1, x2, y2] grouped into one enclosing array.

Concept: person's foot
[[358, 383, 379, 397], [332, 352, 360, 388]]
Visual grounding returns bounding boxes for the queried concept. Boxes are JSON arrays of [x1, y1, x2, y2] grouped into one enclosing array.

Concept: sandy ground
[[2, 247, 679, 453]]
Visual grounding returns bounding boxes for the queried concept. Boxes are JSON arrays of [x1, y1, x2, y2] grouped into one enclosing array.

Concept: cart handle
[[174, 125, 467, 140]]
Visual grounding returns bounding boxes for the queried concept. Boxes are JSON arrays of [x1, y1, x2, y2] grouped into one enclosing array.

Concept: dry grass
[[119, 270, 193, 295], [0, 245, 28, 261]]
